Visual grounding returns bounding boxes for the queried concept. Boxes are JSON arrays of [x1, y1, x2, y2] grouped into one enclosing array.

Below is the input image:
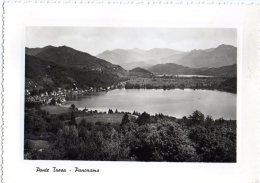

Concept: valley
[[25, 45, 237, 95], [24, 43, 237, 162]]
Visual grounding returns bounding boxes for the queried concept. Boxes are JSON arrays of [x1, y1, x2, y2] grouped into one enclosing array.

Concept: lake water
[[175, 75, 213, 78], [65, 89, 236, 120]]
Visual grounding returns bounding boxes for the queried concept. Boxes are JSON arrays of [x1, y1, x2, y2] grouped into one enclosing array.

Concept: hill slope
[[25, 54, 124, 91], [149, 63, 236, 77], [25, 46, 130, 91], [149, 63, 191, 75], [26, 46, 127, 77], [129, 67, 154, 78], [174, 44, 237, 68], [196, 64, 237, 77]]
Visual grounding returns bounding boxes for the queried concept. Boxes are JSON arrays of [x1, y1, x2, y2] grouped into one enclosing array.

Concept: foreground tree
[[50, 98, 56, 105], [136, 112, 150, 125], [121, 113, 130, 126], [188, 110, 205, 125], [108, 109, 114, 114], [69, 111, 77, 126]]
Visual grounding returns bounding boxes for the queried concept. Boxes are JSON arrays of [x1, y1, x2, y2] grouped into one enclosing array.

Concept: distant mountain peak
[[178, 44, 237, 68], [130, 67, 148, 71], [58, 45, 70, 49], [217, 44, 236, 48], [96, 47, 185, 70], [44, 45, 55, 49], [216, 44, 236, 50]]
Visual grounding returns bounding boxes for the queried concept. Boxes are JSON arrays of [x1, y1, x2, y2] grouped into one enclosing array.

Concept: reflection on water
[[65, 89, 236, 120]]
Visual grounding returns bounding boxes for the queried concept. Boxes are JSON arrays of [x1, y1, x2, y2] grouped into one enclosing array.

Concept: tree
[[79, 118, 87, 128], [121, 113, 130, 126], [205, 115, 214, 124], [133, 111, 140, 116], [188, 110, 204, 125], [25, 114, 48, 133], [70, 104, 76, 111], [50, 98, 56, 105], [188, 124, 236, 162], [215, 117, 225, 124], [57, 98, 61, 104], [69, 111, 77, 126], [130, 121, 198, 161], [136, 112, 150, 125]]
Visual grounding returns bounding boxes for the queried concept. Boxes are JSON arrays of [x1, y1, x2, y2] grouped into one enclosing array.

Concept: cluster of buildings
[[25, 82, 126, 105], [25, 88, 77, 104]]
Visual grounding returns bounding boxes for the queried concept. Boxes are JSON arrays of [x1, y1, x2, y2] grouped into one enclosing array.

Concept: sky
[[26, 27, 237, 55]]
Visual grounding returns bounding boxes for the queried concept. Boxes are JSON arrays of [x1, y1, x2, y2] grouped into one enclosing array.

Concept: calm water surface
[[175, 74, 213, 78], [66, 89, 236, 120]]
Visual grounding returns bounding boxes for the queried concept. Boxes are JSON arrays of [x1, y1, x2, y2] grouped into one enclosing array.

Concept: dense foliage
[[25, 54, 126, 91], [24, 106, 236, 162]]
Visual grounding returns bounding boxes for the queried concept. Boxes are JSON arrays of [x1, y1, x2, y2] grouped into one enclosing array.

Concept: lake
[[65, 89, 236, 120], [175, 74, 213, 78]]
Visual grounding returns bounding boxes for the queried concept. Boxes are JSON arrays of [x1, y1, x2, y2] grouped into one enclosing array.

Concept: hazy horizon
[[26, 27, 237, 55], [26, 43, 237, 56]]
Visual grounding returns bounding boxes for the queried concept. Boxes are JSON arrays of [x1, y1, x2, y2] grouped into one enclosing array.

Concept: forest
[[24, 104, 236, 162]]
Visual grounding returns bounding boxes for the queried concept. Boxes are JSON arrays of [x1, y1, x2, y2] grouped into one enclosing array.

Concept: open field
[[41, 105, 71, 114], [75, 113, 129, 124]]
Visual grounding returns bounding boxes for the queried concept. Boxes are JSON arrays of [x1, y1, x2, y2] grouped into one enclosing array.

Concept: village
[[25, 82, 126, 105]]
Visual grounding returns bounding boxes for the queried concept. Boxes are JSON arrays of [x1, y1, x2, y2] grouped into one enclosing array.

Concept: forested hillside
[[25, 46, 128, 91]]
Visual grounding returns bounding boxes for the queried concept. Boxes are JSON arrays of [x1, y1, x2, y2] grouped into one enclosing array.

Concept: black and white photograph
[[3, 2, 260, 183], [24, 27, 237, 162]]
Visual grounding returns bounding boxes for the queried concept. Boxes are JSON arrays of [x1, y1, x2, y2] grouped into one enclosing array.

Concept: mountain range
[[96, 44, 236, 70], [97, 48, 184, 70], [25, 44, 237, 91]]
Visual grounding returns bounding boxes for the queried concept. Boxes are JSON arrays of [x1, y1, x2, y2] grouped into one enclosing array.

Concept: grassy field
[[41, 105, 71, 114], [76, 113, 126, 124]]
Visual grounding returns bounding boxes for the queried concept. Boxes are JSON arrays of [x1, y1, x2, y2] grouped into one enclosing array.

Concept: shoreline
[[54, 104, 237, 121]]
